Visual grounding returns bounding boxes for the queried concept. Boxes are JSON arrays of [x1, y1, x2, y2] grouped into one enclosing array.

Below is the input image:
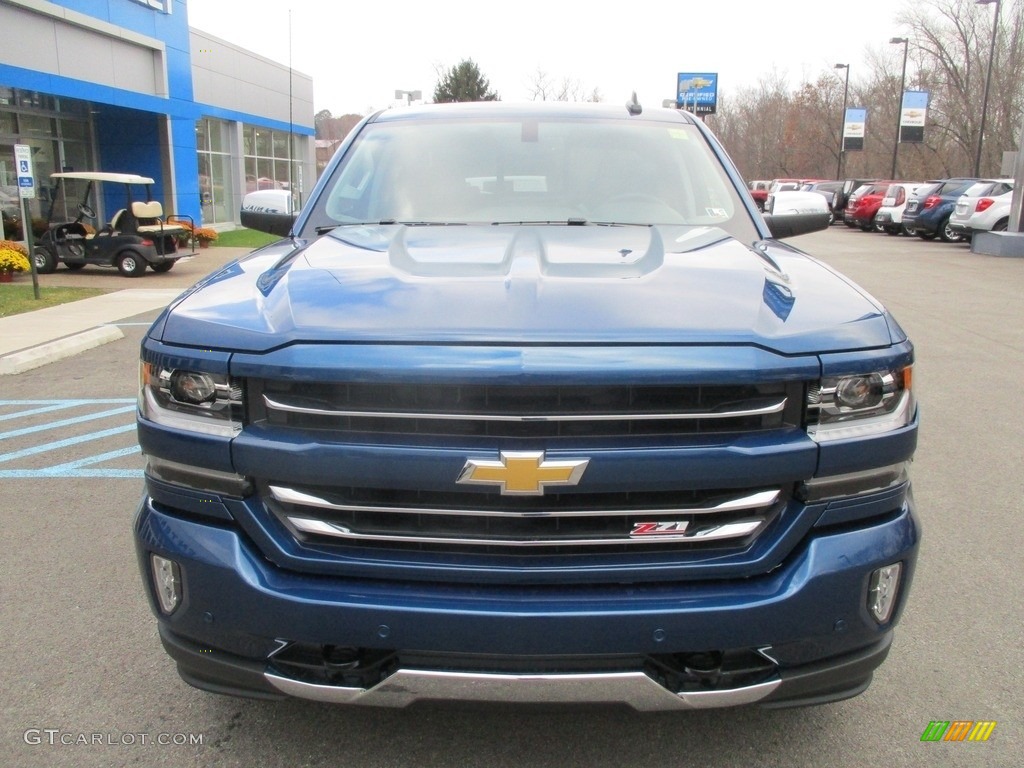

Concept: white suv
[[949, 179, 1014, 238], [874, 182, 928, 236]]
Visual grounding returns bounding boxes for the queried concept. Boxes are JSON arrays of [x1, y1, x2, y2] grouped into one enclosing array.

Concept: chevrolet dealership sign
[[676, 73, 718, 115]]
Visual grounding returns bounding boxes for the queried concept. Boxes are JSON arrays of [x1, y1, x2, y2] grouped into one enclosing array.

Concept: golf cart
[[33, 172, 194, 277]]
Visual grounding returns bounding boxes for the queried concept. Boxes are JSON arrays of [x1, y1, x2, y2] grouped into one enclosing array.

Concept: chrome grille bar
[[286, 516, 765, 547], [263, 395, 787, 422], [270, 485, 780, 519]]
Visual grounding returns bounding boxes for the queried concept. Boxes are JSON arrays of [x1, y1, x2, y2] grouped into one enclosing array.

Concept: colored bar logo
[[920, 721, 996, 742]]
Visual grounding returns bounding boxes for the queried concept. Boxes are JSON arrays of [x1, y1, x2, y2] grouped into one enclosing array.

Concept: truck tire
[[33, 247, 57, 274], [117, 252, 147, 277]]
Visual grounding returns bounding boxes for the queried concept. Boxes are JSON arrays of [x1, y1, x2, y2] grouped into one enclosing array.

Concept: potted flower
[[0, 241, 31, 282], [193, 227, 219, 248], [168, 219, 195, 248]]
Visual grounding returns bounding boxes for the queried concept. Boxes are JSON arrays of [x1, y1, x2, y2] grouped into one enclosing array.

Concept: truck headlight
[[139, 362, 243, 437], [807, 367, 914, 442]]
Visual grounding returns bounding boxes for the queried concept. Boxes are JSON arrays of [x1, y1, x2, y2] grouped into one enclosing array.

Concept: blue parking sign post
[[14, 144, 40, 298]]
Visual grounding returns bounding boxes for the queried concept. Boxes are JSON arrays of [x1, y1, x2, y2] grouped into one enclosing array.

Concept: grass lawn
[[211, 228, 280, 248], [0, 284, 106, 318]]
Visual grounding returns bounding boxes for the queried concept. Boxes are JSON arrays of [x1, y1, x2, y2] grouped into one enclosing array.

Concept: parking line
[[0, 398, 135, 422], [27, 446, 144, 479], [0, 424, 138, 464], [0, 405, 136, 440], [0, 467, 143, 478]]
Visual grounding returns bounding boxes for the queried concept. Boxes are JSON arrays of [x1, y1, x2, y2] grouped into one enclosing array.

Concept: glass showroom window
[[195, 117, 234, 225], [242, 124, 300, 209], [0, 88, 94, 238]]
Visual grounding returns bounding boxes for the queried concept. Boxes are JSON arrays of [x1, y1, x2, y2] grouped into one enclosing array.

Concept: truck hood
[[157, 225, 897, 355]]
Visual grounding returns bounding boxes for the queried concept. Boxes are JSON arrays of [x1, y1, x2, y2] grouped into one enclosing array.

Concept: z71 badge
[[630, 521, 690, 537]]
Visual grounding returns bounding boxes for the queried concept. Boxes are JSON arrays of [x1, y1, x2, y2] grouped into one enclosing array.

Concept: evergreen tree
[[433, 59, 499, 103]]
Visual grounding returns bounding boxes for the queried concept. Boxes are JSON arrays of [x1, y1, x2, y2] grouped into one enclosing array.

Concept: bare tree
[[711, 0, 1023, 182], [527, 68, 602, 102]]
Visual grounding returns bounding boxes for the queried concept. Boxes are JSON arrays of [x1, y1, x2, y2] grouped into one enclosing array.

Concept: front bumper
[[135, 492, 919, 710]]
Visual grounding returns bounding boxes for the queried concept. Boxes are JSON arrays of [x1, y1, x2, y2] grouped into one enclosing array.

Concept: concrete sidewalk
[[0, 247, 250, 375]]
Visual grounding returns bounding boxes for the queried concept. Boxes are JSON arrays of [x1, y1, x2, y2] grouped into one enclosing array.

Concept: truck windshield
[[313, 117, 756, 240]]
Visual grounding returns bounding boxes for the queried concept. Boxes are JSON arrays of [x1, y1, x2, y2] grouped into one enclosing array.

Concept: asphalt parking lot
[[1, 227, 1022, 767]]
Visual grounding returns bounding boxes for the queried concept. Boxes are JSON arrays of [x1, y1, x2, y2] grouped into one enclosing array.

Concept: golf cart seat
[[94, 209, 127, 237], [131, 201, 185, 235]]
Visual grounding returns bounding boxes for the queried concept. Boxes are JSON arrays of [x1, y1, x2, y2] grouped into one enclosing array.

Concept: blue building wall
[[1, 0, 312, 226]]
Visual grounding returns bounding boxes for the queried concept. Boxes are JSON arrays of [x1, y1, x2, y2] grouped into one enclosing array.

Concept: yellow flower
[[0, 248, 31, 273]]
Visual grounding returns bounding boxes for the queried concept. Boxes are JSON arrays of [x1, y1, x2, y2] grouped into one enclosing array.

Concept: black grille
[[249, 381, 801, 438]]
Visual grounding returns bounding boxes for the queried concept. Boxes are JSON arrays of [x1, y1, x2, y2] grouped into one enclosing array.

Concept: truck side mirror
[[240, 190, 296, 237], [763, 191, 831, 239]]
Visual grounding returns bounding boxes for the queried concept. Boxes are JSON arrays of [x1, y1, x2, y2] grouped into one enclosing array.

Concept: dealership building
[[0, 0, 314, 237]]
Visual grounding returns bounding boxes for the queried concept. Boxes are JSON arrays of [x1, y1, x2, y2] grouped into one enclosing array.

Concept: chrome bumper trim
[[264, 668, 781, 711]]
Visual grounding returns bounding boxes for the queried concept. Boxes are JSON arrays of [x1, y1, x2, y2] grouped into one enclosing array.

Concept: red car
[[844, 181, 899, 230]]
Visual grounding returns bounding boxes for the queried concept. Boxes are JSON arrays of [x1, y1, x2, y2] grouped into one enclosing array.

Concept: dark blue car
[[901, 177, 980, 242], [134, 102, 919, 711]]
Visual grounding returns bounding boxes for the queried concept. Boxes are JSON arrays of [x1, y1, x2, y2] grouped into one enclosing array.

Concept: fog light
[[151, 554, 182, 615], [868, 563, 902, 624]]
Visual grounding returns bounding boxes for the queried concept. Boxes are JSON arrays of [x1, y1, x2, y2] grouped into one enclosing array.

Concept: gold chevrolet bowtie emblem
[[457, 451, 589, 496]]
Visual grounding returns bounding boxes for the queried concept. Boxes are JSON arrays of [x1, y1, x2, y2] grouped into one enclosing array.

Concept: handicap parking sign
[[15, 144, 35, 199]]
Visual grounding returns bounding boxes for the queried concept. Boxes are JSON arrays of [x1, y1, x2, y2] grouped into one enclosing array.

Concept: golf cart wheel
[[939, 217, 964, 243], [150, 261, 175, 273], [33, 247, 57, 274], [65, 263, 85, 271], [117, 252, 147, 277]]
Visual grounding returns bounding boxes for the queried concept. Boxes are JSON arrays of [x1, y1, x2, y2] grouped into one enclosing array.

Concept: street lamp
[[889, 37, 909, 179], [835, 64, 850, 180], [974, 0, 1001, 177], [394, 89, 422, 106]]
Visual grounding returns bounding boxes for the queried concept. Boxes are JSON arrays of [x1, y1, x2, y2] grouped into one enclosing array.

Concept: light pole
[[974, 0, 1001, 176], [889, 37, 909, 179], [394, 90, 422, 106], [835, 64, 850, 180]]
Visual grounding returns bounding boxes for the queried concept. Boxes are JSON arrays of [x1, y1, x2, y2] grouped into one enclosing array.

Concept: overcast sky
[[185, 0, 914, 116]]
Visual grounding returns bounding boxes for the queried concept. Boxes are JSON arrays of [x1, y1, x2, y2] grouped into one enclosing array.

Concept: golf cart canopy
[[50, 172, 156, 184]]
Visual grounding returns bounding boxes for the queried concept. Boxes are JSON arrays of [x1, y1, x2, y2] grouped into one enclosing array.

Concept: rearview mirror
[[240, 190, 295, 237], [763, 191, 831, 239]]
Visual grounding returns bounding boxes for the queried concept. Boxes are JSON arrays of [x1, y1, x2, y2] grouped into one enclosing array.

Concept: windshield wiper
[[490, 218, 590, 226], [315, 219, 465, 234]]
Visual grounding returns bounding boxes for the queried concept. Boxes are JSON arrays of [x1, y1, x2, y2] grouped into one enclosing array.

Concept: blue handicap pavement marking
[[0, 399, 144, 478]]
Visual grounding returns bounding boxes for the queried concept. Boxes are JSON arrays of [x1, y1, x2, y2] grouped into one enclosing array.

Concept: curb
[[0, 325, 125, 376]]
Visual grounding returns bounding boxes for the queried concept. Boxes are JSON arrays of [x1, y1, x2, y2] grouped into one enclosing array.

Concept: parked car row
[[836, 177, 1015, 243], [752, 175, 1015, 242]]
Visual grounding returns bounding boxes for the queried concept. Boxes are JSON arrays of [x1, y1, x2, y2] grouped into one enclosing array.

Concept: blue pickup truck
[[134, 102, 919, 711]]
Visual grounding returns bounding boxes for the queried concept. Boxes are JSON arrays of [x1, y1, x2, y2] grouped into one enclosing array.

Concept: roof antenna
[[625, 92, 642, 116]]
